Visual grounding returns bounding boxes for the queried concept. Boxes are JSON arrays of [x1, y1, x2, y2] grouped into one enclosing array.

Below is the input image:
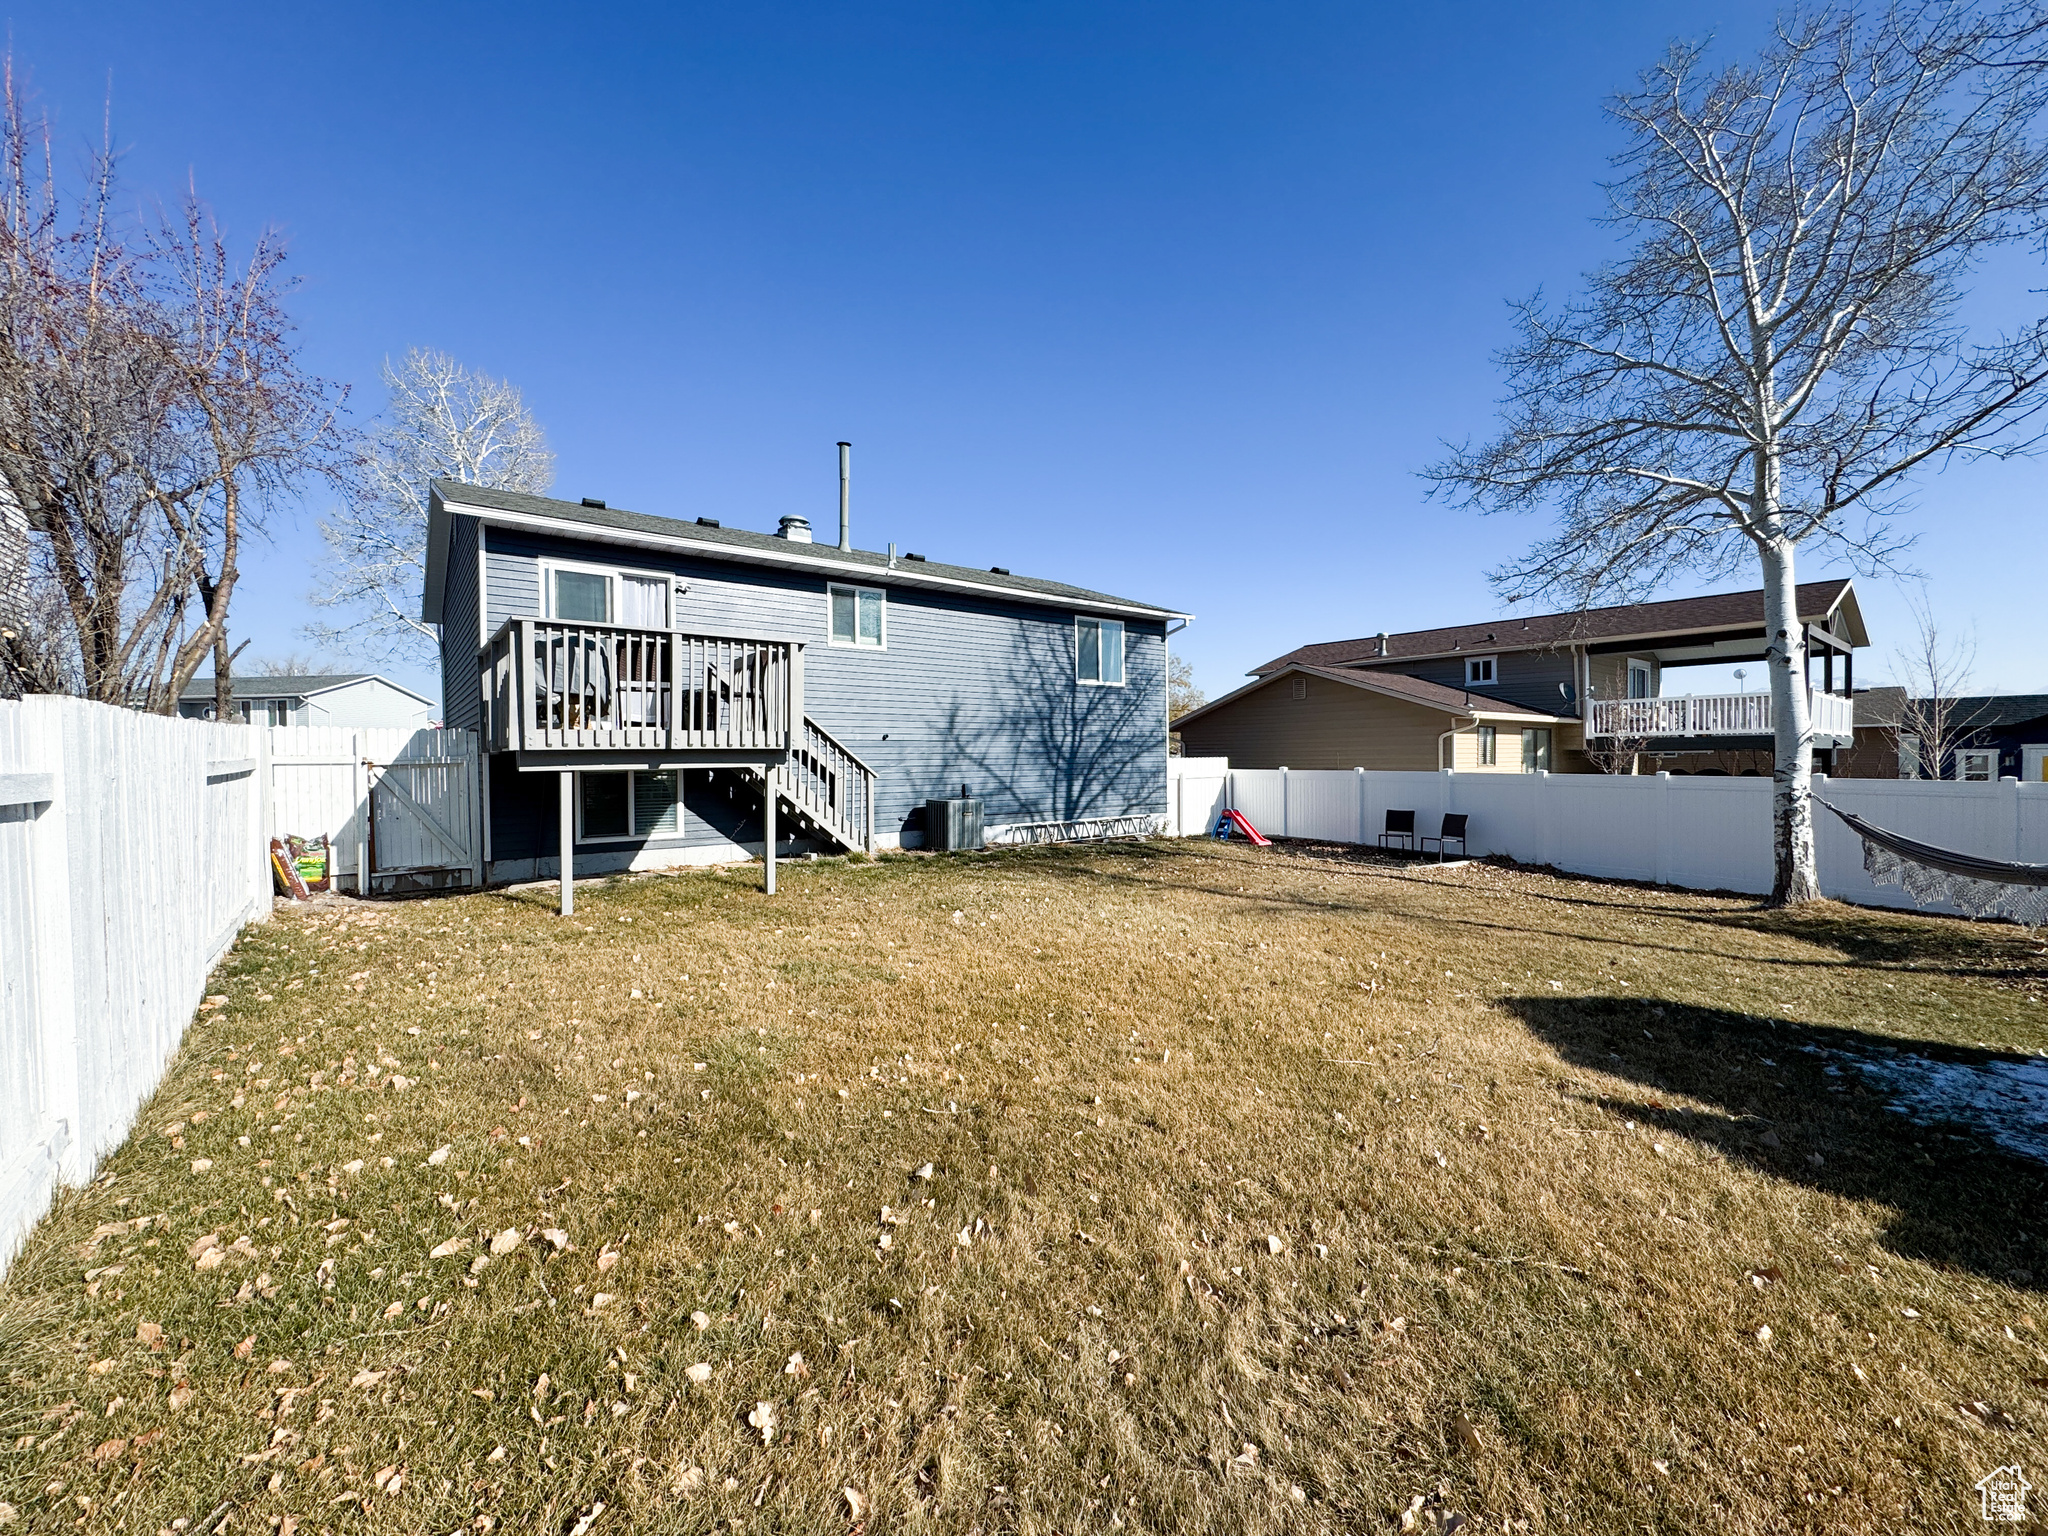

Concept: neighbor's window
[[1521, 728, 1552, 773], [1958, 749, 1996, 782], [1898, 732, 1922, 779], [1627, 660, 1654, 699], [1077, 617, 1125, 685], [1476, 725, 1497, 765], [829, 584, 885, 648], [579, 770, 681, 840], [1465, 655, 1497, 686]]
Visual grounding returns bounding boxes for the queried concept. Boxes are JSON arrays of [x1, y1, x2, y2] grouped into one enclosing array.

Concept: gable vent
[[1290, 676, 1308, 700]]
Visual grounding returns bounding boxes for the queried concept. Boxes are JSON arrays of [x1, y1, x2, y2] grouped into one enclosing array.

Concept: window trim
[[574, 769, 684, 843], [826, 583, 888, 650], [538, 557, 676, 627], [1076, 616, 1127, 687], [1957, 748, 1997, 782], [1465, 654, 1497, 687]]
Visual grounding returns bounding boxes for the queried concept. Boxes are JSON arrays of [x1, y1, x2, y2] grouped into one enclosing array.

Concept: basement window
[[828, 584, 886, 649], [578, 770, 681, 841], [1077, 618, 1125, 686]]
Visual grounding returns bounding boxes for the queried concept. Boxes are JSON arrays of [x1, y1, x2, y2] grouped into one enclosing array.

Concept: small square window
[[1077, 618, 1125, 685], [1476, 725, 1497, 765], [1466, 655, 1497, 686], [1958, 749, 1996, 782], [829, 584, 885, 647]]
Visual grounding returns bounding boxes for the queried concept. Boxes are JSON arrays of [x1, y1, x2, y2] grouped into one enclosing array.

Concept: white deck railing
[[1584, 689, 1854, 740]]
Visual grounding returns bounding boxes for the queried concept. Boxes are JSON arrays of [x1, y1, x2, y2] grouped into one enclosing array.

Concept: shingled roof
[[427, 481, 1187, 622], [1171, 661, 1571, 734], [1251, 580, 1860, 676]]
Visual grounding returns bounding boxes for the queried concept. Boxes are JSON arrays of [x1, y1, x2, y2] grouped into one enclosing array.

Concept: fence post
[[2005, 773, 2023, 864], [1355, 767, 1366, 846], [1536, 770, 1553, 869], [1653, 770, 1671, 886], [1279, 767, 1289, 839], [25, 701, 83, 1185], [252, 722, 272, 921]]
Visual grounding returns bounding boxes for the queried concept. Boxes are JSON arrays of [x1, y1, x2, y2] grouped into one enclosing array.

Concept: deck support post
[[559, 770, 574, 917], [763, 772, 777, 895]]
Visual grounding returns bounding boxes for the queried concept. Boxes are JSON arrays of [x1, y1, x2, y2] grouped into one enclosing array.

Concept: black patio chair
[[1420, 812, 1468, 860], [1377, 809, 1417, 851]]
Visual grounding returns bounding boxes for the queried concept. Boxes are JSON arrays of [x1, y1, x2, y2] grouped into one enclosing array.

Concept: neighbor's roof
[[1251, 580, 1862, 676], [179, 673, 434, 705], [1173, 661, 1572, 735], [1941, 694, 2048, 731], [423, 480, 1189, 625]]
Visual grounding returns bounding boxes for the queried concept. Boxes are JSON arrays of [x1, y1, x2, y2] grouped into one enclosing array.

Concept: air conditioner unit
[[924, 797, 985, 852]]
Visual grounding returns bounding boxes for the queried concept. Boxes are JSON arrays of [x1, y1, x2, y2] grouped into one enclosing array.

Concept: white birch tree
[[1428, 2, 2048, 904], [310, 348, 553, 664]]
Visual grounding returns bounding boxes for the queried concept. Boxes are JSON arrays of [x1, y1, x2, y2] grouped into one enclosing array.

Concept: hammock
[[1816, 798, 2048, 928]]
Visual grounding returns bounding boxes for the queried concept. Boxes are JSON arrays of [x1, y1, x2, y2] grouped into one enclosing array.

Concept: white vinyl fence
[[1, 697, 270, 1272], [1166, 757, 2047, 915]]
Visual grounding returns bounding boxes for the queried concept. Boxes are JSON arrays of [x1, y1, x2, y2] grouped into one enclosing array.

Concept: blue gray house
[[421, 477, 1187, 887]]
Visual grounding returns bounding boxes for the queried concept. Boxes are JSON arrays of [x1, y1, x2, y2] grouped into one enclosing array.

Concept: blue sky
[[19, 1, 2045, 706]]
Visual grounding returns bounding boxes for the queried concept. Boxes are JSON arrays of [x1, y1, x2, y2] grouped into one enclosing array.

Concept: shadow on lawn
[[1504, 994, 2048, 1290]]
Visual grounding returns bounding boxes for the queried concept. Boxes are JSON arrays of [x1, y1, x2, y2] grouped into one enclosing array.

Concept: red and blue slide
[[1212, 809, 1272, 847]]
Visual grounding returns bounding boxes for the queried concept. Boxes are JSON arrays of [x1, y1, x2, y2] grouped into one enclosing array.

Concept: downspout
[[1438, 716, 1476, 771]]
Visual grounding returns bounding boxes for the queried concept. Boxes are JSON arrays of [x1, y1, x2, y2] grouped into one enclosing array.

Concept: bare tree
[[1428, 4, 2048, 904], [310, 348, 553, 664], [1892, 591, 1988, 777], [1583, 731, 1652, 775], [0, 61, 345, 711], [1168, 653, 1205, 721]]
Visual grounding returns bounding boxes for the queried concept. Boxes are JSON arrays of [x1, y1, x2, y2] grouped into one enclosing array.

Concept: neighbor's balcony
[[1584, 689, 1854, 742], [482, 616, 801, 755]]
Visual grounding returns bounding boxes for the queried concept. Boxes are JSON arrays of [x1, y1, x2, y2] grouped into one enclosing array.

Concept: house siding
[[470, 526, 1169, 842], [302, 679, 437, 731], [438, 514, 481, 734], [1176, 674, 1460, 770], [1350, 647, 1584, 715]]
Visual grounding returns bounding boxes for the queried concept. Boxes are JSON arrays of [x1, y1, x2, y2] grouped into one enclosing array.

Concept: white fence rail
[[1, 697, 270, 1273], [1585, 688, 1855, 741], [1166, 757, 2047, 915]]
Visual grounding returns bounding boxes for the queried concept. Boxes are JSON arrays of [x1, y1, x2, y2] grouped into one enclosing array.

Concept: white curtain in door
[[619, 575, 669, 628]]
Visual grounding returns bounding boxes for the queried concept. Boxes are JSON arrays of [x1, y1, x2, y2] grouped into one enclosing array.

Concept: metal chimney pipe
[[837, 441, 852, 551]]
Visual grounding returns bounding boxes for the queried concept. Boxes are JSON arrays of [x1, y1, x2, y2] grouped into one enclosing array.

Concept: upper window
[[1077, 618, 1125, 686], [828, 584, 885, 648], [541, 561, 672, 627], [1958, 749, 1996, 782], [1627, 660, 1654, 699], [1465, 655, 1497, 686]]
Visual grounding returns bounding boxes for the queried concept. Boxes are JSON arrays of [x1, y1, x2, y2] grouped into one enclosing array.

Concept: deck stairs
[[737, 715, 876, 855]]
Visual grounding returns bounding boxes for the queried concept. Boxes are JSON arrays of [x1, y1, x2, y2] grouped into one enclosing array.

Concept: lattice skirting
[[984, 814, 1167, 847]]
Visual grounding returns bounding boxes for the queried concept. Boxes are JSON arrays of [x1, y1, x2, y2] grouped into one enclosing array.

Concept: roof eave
[[435, 492, 1192, 624]]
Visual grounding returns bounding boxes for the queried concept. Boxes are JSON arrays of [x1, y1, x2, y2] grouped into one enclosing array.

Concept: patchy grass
[[3, 841, 2046, 1535]]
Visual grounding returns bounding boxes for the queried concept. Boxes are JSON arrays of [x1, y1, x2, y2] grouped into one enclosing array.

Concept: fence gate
[[269, 727, 481, 895], [368, 737, 481, 893]]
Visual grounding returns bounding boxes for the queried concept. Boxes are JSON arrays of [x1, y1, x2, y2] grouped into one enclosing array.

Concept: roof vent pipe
[[777, 515, 813, 543], [837, 441, 852, 552], [1376, 631, 1389, 657]]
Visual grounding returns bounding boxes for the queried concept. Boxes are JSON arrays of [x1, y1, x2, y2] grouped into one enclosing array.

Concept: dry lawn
[[2, 839, 2046, 1535]]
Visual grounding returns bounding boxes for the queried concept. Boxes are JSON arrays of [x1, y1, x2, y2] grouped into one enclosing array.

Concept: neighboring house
[[420, 479, 1187, 881], [1848, 691, 2048, 782], [177, 674, 437, 731], [1174, 581, 1867, 774]]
